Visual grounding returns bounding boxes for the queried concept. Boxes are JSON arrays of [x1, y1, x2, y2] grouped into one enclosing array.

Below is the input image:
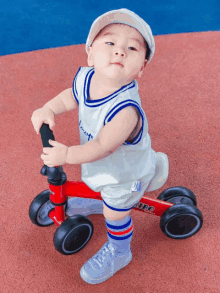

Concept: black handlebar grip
[[39, 123, 55, 148]]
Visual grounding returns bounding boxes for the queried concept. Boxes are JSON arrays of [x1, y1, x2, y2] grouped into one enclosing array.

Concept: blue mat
[[1, 0, 219, 56]]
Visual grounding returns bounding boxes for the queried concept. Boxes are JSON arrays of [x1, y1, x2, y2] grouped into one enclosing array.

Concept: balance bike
[[29, 123, 203, 255]]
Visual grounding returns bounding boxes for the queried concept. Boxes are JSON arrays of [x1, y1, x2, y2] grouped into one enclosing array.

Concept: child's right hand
[[31, 106, 55, 134]]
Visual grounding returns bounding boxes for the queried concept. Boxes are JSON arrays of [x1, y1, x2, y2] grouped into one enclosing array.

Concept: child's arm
[[65, 106, 138, 164], [32, 88, 78, 134], [43, 88, 78, 114]]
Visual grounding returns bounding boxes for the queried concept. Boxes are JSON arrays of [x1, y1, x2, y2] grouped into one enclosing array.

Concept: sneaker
[[80, 242, 132, 284], [65, 197, 103, 216]]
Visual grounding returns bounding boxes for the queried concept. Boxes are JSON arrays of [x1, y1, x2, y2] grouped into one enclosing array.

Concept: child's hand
[[31, 106, 55, 134], [41, 140, 68, 167]]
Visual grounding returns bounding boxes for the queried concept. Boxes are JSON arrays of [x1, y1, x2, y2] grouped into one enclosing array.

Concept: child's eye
[[128, 47, 137, 51], [106, 42, 114, 46]]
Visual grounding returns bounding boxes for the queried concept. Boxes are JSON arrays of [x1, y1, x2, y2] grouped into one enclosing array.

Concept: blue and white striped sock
[[105, 215, 133, 254]]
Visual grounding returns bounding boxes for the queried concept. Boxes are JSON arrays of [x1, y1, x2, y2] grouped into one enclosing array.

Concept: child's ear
[[87, 46, 94, 67], [137, 60, 148, 78]]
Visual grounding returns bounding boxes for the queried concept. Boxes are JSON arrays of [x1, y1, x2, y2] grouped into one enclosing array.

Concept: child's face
[[87, 24, 147, 84]]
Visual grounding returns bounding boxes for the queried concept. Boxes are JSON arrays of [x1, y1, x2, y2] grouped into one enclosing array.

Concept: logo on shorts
[[131, 181, 142, 192]]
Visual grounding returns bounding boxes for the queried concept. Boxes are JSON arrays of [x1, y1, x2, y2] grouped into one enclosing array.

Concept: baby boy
[[31, 8, 156, 284]]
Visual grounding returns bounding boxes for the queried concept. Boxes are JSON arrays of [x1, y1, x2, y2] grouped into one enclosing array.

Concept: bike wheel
[[53, 215, 93, 255], [160, 204, 203, 239], [29, 190, 54, 227]]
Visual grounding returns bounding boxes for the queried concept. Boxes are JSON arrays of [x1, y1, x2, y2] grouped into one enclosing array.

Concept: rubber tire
[[160, 204, 203, 239], [29, 190, 54, 227], [53, 215, 93, 255], [157, 186, 197, 206]]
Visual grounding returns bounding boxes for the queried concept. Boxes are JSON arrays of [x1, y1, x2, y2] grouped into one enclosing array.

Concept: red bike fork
[[48, 184, 66, 226]]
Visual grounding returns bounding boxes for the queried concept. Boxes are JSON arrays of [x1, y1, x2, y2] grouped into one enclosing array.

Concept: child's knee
[[103, 203, 131, 221]]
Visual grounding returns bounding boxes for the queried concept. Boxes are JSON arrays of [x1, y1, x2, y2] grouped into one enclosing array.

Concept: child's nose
[[114, 47, 126, 57]]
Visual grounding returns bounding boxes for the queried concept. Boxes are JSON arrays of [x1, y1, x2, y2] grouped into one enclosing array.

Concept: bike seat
[[145, 152, 169, 192]]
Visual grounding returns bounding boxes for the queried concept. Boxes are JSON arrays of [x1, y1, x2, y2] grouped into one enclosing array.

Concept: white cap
[[85, 8, 155, 62]]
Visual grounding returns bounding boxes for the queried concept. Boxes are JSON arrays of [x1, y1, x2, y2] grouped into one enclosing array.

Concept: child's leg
[[103, 203, 130, 221], [103, 204, 133, 254], [80, 203, 133, 284]]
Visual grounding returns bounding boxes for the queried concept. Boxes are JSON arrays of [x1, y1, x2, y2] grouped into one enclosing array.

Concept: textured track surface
[[1, 31, 220, 292]]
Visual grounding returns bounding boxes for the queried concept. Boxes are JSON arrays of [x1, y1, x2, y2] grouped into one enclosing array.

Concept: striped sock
[[105, 215, 133, 254]]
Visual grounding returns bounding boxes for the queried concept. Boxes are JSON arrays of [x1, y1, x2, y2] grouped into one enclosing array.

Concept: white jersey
[[72, 67, 156, 192]]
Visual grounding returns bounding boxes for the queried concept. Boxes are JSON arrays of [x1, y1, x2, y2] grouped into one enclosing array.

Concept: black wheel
[[53, 215, 93, 255], [29, 190, 55, 227], [157, 186, 197, 206], [160, 204, 203, 239]]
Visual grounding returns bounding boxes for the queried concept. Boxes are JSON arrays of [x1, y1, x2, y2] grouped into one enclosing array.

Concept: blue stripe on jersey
[[83, 68, 94, 103], [124, 125, 143, 145], [103, 199, 134, 212], [72, 67, 82, 104], [86, 68, 94, 100], [104, 100, 145, 145], [83, 69, 135, 107]]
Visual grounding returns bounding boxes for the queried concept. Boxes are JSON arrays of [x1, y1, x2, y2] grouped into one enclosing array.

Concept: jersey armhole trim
[[72, 67, 82, 104], [104, 100, 144, 145]]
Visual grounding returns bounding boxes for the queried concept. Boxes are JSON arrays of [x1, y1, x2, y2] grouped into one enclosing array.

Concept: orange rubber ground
[[0, 31, 219, 292]]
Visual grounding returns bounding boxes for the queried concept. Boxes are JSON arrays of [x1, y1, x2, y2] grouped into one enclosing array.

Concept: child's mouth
[[111, 62, 124, 67]]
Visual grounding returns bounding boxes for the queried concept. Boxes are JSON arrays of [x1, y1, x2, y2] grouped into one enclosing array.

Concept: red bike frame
[[48, 181, 174, 226]]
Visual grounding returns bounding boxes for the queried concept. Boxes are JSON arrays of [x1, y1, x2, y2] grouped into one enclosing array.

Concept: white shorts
[[100, 172, 155, 211]]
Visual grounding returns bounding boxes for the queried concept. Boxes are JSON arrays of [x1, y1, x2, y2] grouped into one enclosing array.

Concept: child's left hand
[[41, 140, 68, 167]]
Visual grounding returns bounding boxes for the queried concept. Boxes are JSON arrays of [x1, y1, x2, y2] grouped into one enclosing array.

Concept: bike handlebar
[[39, 123, 55, 148]]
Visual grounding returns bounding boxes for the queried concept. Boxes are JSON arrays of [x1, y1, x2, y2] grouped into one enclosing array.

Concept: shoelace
[[93, 243, 116, 268]]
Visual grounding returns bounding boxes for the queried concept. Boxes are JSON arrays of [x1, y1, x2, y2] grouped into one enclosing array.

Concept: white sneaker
[[65, 197, 103, 216], [80, 242, 132, 284]]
